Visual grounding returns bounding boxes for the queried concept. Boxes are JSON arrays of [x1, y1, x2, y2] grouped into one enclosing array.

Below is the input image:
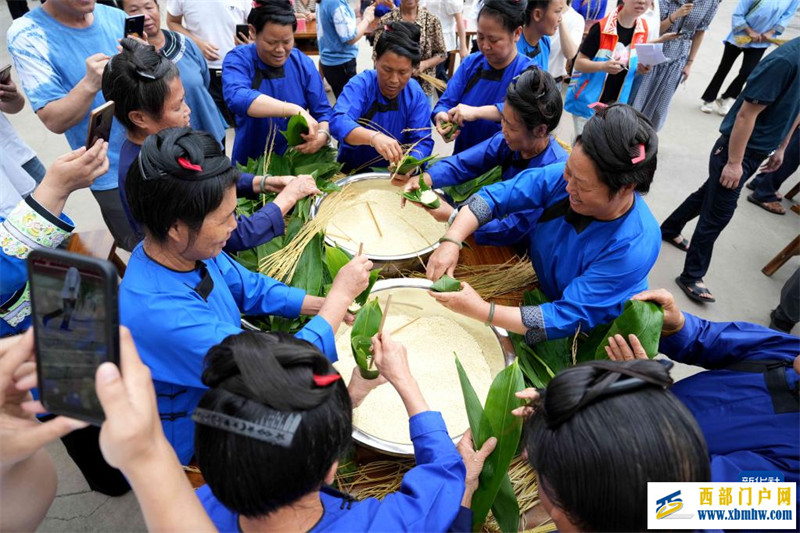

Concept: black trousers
[[701, 42, 766, 103], [661, 136, 767, 282], [321, 58, 357, 99], [208, 68, 235, 127], [6, 0, 29, 18]]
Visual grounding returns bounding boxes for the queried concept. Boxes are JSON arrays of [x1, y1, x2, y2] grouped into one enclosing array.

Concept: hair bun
[[139, 127, 232, 182]]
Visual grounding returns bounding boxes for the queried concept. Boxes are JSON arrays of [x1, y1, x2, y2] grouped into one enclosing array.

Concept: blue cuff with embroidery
[[521, 305, 547, 345], [465, 194, 493, 226]]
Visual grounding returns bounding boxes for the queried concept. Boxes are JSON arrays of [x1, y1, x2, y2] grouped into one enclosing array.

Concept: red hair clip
[[631, 144, 646, 164], [588, 101, 608, 110], [312, 373, 342, 387], [177, 157, 203, 172]]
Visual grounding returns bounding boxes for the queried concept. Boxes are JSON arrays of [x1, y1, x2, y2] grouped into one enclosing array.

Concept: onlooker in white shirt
[[548, 4, 583, 81], [166, 0, 251, 125], [423, 0, 469, 82]]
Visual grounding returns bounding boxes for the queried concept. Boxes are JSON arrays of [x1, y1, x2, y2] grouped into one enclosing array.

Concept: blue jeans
[[661, 136, 766, 282], [750, 128, 799, 203], [22, 156, 46, 184]]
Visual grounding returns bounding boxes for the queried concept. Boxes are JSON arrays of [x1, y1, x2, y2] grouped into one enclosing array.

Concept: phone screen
[[29, 251, 118, 425], [0, 64, 11, 84], [236, 24, 250, 39], [125, 14, 145, 38]]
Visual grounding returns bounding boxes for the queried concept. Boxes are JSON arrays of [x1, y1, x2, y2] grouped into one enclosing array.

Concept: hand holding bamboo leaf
[[272, 175, 321, 215], [429, 282, 486, 319], [510, 388, 540, 418], [456, 429, 497, 507], [370, 332, 429, 417], [348, 366, 387, 408]]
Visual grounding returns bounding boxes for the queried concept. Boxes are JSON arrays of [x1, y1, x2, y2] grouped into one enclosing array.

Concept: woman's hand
[[511, 387, 540, 418], [673, 2, 693, 20], [348, 367, 387, 408], [0, 331, 87, 473], [637, 63, 652, 75], [603, 59, 625, 74], [605, 333, 648, 361], [456, 429, 497, 507], [295, 129, 329, 154], [370, 332, 411, 385], [434, 112, 458, 142], [447, 104, 480, 126], [632, 289, 686, 336], [428, 282, 487, 320], [272, 175, 320, 214], [425, 240, 461, 280], [372, 133, 404, 163], [654, 31, 679, 43], [331, 255, 373, 302]]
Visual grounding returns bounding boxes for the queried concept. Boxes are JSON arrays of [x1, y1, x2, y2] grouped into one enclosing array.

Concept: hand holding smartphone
[[86, 101, 115, 148], [235, 24, 250, 43], [0, 64, 11, 85], [28, 249, 120, 425], [124, 14, 146, 39]]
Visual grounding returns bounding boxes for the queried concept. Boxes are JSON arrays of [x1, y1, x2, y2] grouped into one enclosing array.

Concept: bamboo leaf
[[455, 355, 484, 438], [324, 245, 351, 279], [280, 113, 309, 146], [491, 478, 520, 533], [430, 275, 462, 293], [593, 300, 664, 359], [290, 233, 324, 296], [402, 175, 441, 208], [390, 154, 438, 175], [442, 165, 502, 203], [350, 298, 382, 379], [442, 121, 459, 141]]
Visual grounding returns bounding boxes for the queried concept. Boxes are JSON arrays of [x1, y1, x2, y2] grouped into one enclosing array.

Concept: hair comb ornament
[[312, 373, 342, 387], [631, 144, 646, 164], [192, 407, 302, 447], [177, 157, 203, 172], [588, 101, 608, 110]]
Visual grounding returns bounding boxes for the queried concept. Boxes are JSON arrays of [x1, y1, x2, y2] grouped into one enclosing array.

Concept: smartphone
[[675, 15, 687, 35], [86, 101, 115, 148], [0, 64, 11, 84], [235, 24, 250, 41], [124, 14, 146, 39], [27, 249, 120, 426]]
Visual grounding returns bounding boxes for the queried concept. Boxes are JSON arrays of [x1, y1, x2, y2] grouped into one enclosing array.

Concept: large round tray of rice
[[310, 173, 448, 275], [333, 278, 515, 456]]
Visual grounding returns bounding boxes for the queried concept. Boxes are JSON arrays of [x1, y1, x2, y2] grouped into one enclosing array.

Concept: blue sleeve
[[428, 133, 503, 188], [406, 84, 434, 160], [432, 55, 470, 119], [370, 411, 466, 530], [775, 0, 800, 33], [222, 46, 261, 117], [740, 55, 794, 106], [302, 57, 333, 122], [448, 507, 473, 533], [184, 36, 211, 88], [237, 172, 256, 197], [659, 313, 800, 368], [470, 163, 567, 224], [731, 0, 753, 31], [295, 315, 338, 362], [223, 203, 286, 253], [330, 75, 367, 142], [216, 252, 306, 318], [526, 236, 658, 341]]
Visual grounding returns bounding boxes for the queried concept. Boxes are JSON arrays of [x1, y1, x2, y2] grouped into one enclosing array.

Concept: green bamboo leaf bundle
[[281, 113, 309, 146], [592, 300, 663, 359], [324, 245, 379, 306], [441, 121, 459, 141], [350, 298, 382, 379], [402, 175, 441, 208], [456, 356, 524, 532], [430, 275, 461, 293], [389, 154, 438, 175], [442, 165, 502, 203]]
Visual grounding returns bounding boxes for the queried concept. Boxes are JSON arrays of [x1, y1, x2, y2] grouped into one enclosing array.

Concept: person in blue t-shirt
[[518, 0, 565, 70], [427, 104, 660, 345], [223, 0, 334, 166], [195, 329, 477, 532], [661, 37, 800, 304], [432, 0, 533, 155], [330, 21, 433, 173], [317, 0, 376, 97], [405, 66, 568, 246], [6, 1, 135, 250], [103, 39, 321, 253]]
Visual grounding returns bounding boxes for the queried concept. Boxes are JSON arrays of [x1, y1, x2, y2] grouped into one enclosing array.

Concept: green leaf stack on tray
[[510, 291, 665, 388], [350, 298, 383, 379], [456, 356, 524, 533]]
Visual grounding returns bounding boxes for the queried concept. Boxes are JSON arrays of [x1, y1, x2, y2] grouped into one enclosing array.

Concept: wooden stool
[[66, 229, 127, 277], [762, 235, 800, 276]]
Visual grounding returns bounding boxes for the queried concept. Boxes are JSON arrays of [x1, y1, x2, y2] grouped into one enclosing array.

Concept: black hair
[[118, 0, 159, 9], [125, 127, 238, 242], [102, 38, 179, 132], [195, 331, 352, 518], [524, 360, 710, 532], [478, 0, 527, 33], [524, 0, 552, 25], [249, 0, 298, 33], [375, 21, 422, 65], [505, 66, 562, 133], [574, 103, 658, 196]]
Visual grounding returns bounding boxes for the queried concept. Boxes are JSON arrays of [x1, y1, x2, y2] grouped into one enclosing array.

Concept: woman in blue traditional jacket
[[427, 104, 661, 344], [119, 128, 372, 464], [330, 21, 434, 174], [406, 66, 567, 246], [195, 330, 472, 532], [223, 0, 333, 166], [104, 39, 320, 253], [431, 0, 533, 154]]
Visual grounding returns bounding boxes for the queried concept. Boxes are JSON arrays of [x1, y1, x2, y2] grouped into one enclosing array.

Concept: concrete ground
[[1, 1, 798, 531]]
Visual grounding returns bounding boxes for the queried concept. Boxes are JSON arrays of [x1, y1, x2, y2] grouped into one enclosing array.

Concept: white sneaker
[[717, 97, 734, 116], [700, 101, 715, 113]]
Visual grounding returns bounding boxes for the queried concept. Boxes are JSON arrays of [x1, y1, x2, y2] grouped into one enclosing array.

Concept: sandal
[[675, 277, 716, 303], [662, 234, 689, 252], [747, 194, 786, 215]]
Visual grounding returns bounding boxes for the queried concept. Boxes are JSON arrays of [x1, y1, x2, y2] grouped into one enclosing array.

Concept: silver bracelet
[[447, 207, 459, 226], [259, 173, 272, 194]]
